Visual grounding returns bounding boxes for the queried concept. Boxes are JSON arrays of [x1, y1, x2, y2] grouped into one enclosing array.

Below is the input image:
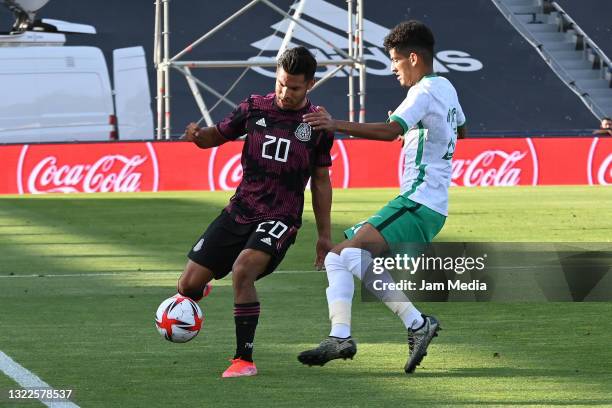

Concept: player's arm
[[303, 107, 402, 141], [183, 122, 228, 149], [310, 166, 333, 269]]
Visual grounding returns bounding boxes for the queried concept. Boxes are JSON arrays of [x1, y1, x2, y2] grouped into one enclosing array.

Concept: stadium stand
[[18, 0, 611, 134], [555, 0, 612, 57], [494, 0, 611, 122]]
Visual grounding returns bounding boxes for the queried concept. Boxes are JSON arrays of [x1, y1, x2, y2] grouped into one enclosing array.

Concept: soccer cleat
[[404, 315, 441, 374], [202, 283, 212, 298], [221, 358, 257, 378], [297, 337, 357, 366]]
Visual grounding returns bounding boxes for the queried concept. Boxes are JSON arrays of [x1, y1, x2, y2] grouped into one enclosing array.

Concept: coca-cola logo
[[17, 143, 159, 194], [208, 140, 350, 191], [451, 139, 538, 187], [587, 138, 612, 186], [208, 143, 244, 191]]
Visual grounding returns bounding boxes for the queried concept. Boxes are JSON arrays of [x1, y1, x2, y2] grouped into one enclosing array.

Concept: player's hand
[[314, 237, 333, 270], [303, 106, 336, 132], [183, 123, 201, 142]]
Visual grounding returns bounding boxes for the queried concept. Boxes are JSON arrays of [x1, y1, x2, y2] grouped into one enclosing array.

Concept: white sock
[[324, 252, 354, 338], [340, 247, 423, 330], [399, 307, 424, 330], [330, 323, 351, 338]]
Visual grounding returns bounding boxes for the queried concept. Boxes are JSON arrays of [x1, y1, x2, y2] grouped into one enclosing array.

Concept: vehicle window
[[0, 72, 110, 119], [39, 72, 110, 115]]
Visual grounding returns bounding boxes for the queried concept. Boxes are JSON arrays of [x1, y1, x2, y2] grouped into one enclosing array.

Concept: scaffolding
[[153, 0, 366, 139]]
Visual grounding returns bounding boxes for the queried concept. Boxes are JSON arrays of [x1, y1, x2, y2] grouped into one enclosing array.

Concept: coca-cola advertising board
[[12, 143, 160, 194], [0, 137, 609, 195], [450, 138, 539, 187], [587, 137, 612, 186]]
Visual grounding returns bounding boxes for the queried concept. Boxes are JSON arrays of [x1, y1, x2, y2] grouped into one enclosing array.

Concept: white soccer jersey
[[390, 74, 465, 216]]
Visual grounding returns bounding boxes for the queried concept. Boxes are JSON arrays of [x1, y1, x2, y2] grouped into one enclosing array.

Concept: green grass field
[[0, 186, 611, 407]]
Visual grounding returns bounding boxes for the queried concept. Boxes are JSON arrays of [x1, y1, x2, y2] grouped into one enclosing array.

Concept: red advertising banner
[[0, 137, 609, 195]]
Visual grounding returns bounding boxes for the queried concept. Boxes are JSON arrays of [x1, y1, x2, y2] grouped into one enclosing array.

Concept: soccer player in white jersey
[[298, 20, 467, 373]]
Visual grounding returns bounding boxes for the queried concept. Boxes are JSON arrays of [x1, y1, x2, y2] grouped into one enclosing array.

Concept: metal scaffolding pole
[[174, 66, 237, 109], [170, 0, 261, 64], [276, 0, 307, 60], [154, 0, 163, 139], [357, 0, 366, 123], [155, 0, 367, 139], [162, 0, 171, 139], [173, 59, 355, 68], [347, 0, 355, 123], [183, 67, 214, 127], [259, 0, 355, 62]]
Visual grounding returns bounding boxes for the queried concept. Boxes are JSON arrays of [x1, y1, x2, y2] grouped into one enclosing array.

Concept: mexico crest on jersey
[[295, 122, 312, 142]]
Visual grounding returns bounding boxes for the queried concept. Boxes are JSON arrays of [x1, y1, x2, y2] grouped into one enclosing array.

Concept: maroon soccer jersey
[[215, 93, 333, 227]]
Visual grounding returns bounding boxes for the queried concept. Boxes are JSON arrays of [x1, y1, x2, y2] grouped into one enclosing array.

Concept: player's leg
[[297, 223, 387, 366], [300, 197, 444, 371], [297, 221, 388, 366], [221, 248, 270, 378], [232, 250, 269, 351], [339, 223, 425, 331], [177, 261, 214, 301], [222, 220, 297, 378], [337, 224, 439, 374], [340, 199, 446, 373], [295, 247, 358, 366], [178, 210, 249, 301]]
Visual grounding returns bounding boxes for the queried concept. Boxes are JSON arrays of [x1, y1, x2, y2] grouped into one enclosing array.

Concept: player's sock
[[325, 252, 354, 338], [233, 302, 260, 362], [399, 307, 424, 330], [330, 324, 351, 339], [340, 247, 423, 330]]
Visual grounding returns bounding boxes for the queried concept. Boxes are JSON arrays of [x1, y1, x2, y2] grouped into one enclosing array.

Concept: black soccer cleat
[[404, 315, 441, 374], [298, 337, 357, 366]]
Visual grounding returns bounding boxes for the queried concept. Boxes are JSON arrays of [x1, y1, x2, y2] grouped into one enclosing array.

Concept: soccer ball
[[155, 295, 204, 343]]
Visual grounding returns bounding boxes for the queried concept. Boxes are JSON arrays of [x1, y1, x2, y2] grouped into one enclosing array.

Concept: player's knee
[[324, 251, 343, 271], [231, 262, 258, 288], [340, 247, 373, 279]]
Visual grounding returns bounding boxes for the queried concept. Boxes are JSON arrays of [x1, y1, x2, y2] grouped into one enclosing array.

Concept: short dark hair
[[277, 46, 317, 81], [602, 117, 612, 121], [383, 20, 435, 63]]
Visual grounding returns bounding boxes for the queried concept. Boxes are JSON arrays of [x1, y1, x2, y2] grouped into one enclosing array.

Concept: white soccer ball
[[155, 294, 204, 343]]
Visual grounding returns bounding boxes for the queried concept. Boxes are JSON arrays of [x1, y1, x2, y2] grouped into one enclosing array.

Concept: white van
[[0, 13, 154, 143]]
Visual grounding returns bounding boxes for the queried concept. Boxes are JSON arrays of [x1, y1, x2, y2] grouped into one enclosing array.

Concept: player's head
[[383, 20, 435, 87], [275, 46, 317, 110], [601, 117, 612, 130]]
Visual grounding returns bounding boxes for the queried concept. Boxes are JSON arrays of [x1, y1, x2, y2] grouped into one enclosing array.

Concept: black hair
[[277, 46, 317, 81], [383, 20, 435, 64], [602, 117, 612, 121]]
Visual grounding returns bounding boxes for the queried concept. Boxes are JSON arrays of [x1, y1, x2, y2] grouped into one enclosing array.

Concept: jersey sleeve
[[457, 101, 467, 127], [215, 98, 250, 140], [313, 130, 333, 167], [389, 87, 431, 134]]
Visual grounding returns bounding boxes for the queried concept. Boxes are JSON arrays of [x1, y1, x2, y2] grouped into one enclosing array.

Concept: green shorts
[[344, 195, 446, 244]]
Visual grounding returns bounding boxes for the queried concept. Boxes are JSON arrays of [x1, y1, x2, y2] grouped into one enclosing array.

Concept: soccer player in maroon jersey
[[178, 47, 333, 378]]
